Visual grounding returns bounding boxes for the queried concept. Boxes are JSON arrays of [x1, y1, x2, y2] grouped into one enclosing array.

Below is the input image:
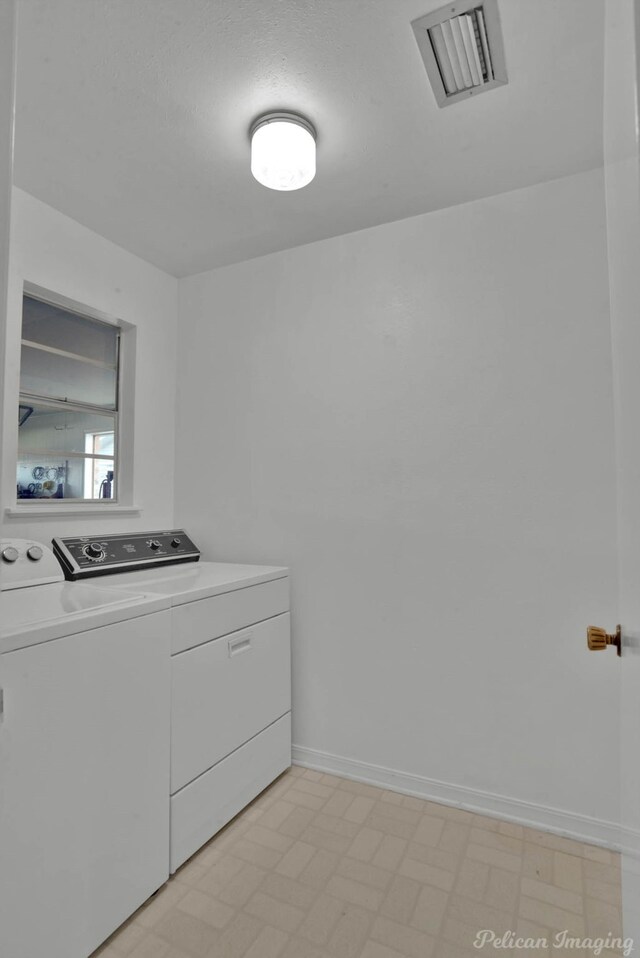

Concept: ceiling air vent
[[411, 0, 507, 108]]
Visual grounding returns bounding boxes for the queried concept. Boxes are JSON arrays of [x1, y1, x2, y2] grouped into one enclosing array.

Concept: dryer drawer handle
[[228, 633, 252, 657]]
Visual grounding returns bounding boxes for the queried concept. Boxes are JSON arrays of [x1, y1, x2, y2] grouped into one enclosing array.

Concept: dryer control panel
[[53, 530, 200, 580]]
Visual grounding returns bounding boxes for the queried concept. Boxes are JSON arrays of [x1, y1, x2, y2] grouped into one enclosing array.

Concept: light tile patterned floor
[[93, 766, 622, 958]]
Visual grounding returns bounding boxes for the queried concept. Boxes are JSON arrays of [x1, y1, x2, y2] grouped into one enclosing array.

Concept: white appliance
[[0, 538, 172, 958], [52, 530, 292, 873]]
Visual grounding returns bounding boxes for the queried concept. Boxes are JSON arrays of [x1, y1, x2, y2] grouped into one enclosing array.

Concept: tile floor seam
[[436, 798, 477, 939]]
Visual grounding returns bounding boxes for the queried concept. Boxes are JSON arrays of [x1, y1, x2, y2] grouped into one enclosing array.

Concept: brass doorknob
[[587, 624, 621, 656]]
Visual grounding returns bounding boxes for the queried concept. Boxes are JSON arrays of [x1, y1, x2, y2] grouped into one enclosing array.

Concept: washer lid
[[0, 581, 169, 653]]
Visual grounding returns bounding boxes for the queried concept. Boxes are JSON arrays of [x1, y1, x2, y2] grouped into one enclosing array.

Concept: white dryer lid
[[97, 560, 288, 605]]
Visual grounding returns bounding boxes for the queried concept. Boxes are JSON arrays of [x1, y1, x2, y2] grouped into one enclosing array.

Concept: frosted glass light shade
[[250, 113, 316, 191]]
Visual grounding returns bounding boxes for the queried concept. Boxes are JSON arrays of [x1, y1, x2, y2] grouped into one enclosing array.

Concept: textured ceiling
[[14, 0, 605, 277]]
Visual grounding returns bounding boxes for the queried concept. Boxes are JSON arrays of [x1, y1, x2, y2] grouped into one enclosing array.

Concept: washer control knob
[[149, 540, 161, 551], [27, 545, 43, 561], [171, 538, 181, 548], [2, 546, 19, 563], [84, 542, 105, 561]]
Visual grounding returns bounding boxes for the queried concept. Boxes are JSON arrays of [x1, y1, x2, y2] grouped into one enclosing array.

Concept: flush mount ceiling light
[[250, 112, 316, 191]]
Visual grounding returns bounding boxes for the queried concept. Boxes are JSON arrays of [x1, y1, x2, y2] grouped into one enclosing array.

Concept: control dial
[[171, 538, 181, 548], [2, 546, 19, 563], [83, 542, 106, 562], [149, 540, 161, 551], [27, 545, 43, 561]]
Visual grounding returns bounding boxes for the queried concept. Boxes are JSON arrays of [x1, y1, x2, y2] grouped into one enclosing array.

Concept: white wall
[[1, 188, 178, 540], [175, 168, 620, 839], [0, 1, 17, 568]]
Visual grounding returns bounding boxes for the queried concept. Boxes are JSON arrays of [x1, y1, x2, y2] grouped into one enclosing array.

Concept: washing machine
[[0, 538, 172, 958]]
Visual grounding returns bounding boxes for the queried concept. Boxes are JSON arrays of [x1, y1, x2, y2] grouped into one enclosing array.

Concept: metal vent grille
[[412, 0, 507, 108]]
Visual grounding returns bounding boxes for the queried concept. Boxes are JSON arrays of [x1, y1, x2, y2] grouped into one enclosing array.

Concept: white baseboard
[[292, 744, 621, 851]]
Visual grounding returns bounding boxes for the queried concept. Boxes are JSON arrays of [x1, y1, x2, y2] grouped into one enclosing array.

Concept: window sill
[[5, 503, 141, 518]]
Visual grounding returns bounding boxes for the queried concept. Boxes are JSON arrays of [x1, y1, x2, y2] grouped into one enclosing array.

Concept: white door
[[0, 611, 171, 958], [604, 0, 640, 947]]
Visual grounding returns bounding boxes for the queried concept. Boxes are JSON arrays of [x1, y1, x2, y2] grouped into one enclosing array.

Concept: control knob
[[149, 540, 161, 551], [27, 545, 43, 561], [171, 538, 181, 548], [2, 546, 19, 563], [83, 542, 106, 561]]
